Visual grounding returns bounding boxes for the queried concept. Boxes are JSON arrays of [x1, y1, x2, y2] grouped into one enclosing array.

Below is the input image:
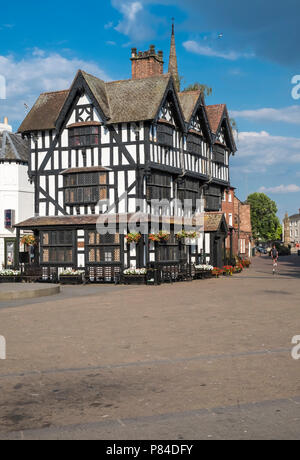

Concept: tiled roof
[[16, 212, 228, 233], [60, 166, 111, 175], [18, 72, 171, 132], [206, 104, 226, 133], [81, 71, 110, 119], [0, 132, 30, 162], [204, 212, 227, 232], [178, 91, 201, 122], [15, 213, 193, 228], [289, 213, 300, 220], [18, 90, 69, 133], [105, 74, 170, 124]]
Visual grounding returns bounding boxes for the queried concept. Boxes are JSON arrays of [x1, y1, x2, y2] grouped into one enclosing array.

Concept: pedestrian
[[271, 244, 279, 275]]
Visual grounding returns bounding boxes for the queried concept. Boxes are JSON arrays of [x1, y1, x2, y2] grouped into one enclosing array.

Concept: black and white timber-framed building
[[16, 27, 237, 282]]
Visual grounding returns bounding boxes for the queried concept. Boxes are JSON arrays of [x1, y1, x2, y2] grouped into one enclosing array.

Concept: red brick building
[[222, 187, 253, 260]]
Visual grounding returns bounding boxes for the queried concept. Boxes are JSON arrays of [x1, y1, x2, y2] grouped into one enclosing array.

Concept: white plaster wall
[[0, 163, 34, 267]]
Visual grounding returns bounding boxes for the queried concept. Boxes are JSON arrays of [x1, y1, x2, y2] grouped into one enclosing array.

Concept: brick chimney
[[131, 45, 164, 80]]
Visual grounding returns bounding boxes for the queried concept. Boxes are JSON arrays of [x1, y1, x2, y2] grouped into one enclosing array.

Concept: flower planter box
[[122, 274, 147, 285], [0, 276, 22, 283], [59, 275, 84, 285], [194, 270, 212, 280]]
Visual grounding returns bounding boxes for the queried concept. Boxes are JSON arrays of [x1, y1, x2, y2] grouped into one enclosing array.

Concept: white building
[[0, 118, 34, 269], [288, 210, 300, 247]]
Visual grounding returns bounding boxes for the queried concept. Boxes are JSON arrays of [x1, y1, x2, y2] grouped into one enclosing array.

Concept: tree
[[246, 193, 282, 242], [182, 82, 212, 97]]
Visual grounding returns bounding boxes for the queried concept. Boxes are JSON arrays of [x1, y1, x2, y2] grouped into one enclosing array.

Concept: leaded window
[[69, 126, 99, 147], [157, 235, 179, 262], [213, 145, 225, 164], [147, 172, 172, 201], [157, 124, 173, 147], [177, 178, 200, 211], [41, 230, 74, 264], [64, 172, 108, 205], [187, 133, 202, 156], [86, 231, 121, 264], [205, 185, 222, 211]]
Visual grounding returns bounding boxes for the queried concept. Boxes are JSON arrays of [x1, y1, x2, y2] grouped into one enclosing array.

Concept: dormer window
[[68, 122, 101, 148]]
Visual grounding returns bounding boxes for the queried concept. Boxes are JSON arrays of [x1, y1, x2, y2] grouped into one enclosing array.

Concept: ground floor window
[[240, 239, 246, 254], [156, 234, 179, 262], [41, 230, 74, 264], [4, 238, 16, 268], [86, 231, 121, 263]]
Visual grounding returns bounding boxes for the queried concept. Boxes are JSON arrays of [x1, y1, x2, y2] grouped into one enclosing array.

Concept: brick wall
[[131, 47, 164, 80]]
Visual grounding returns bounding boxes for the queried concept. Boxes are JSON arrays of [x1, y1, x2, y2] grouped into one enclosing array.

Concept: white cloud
[[0, 50, 110, 128], [233, 130, 300, 173], [259, 184, 300, 194], [111, 0, 157, 41], [183, 40, 253, 61], [231, 106, 300, 125]]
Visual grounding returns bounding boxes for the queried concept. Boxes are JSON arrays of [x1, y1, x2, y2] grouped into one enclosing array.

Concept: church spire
[[168, 20, 180, 92]]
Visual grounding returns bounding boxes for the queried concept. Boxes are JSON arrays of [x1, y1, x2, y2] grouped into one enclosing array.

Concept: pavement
[[0, 283, 60, 301], [0, 255, 299, 440]]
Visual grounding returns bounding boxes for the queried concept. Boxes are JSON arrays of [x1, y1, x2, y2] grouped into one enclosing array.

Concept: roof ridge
[[206, 103, 226, 108], [106, 73, 170, 86], [40, 89, 69, 96], [178, 90, 201, 95]]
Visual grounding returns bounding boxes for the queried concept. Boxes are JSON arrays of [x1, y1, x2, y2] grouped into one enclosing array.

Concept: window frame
[[40, 230, 76, 266], [63, 171, 108, 206], [69, 125, 100, 148]]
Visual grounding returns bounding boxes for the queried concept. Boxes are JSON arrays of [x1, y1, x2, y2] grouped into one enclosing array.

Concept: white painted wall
[[0, 162, 34, 268]]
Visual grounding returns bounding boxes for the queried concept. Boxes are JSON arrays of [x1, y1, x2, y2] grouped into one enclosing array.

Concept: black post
[[230, 228, 233, 264], [16, 227, 20, 269]]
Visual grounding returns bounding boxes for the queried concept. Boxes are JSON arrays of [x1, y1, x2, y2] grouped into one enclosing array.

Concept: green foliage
[[230, 117, 238, 132], [246, 193, 281, 242], [183, 83, 212, 96]]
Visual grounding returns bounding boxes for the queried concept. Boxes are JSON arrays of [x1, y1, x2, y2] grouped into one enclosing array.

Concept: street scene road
[[0, 255, 299, 440]]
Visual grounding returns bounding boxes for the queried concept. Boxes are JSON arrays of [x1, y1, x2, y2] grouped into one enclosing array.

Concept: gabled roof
[[206, 103, 237, 153], [0, 131, 30, 162], [106, 73, 170, 124], [204, 212, 228, 233], [18, 71, 173, 132], [18, 90, 69, 133], [206, 104, 226, 134], [178, 91, 202, 123], [81, 71, 110, 119]]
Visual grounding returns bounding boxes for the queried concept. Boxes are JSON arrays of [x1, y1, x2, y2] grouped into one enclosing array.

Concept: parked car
[[256, 247, 267, 254]]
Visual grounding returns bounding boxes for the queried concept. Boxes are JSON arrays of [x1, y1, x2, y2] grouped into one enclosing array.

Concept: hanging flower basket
[[176, 230, 198, 240], [149, 231, 170, 243], [21, 235, 36, 246], [125, 232, 142, 244]]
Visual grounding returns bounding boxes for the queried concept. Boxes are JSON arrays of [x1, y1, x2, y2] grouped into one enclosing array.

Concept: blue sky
[[1, 0, 300, 220]]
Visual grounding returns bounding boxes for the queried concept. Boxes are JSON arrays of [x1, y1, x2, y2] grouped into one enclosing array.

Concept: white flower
[[124, 268, 147, 275], [60, 270, 85, 276], [0, 270, 21, 276], [195, 265, 213, 271]]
